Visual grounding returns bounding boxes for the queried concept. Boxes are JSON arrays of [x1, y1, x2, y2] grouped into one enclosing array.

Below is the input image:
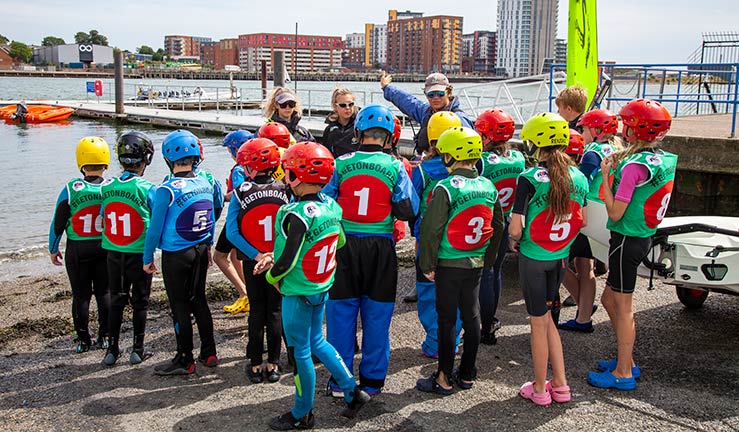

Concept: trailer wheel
[[676, 286, 708, 309]]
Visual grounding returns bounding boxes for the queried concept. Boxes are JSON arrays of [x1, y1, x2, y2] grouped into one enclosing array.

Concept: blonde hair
[[262, 86, 303, 118], [539, 147, 575, 224], [555, 86, 588, 114], [327, 87, 359, 122], [610, 139, 658, 165]]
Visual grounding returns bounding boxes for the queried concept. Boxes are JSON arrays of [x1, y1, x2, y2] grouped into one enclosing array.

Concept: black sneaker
[[198, 354, 219, 367], [451, 368, 474, 390], [154, 354, 195, 376], [247, 365, 263, 384], [75, 340, 91, 354], [129, 350, 153, 365], [266, 365, 282, 383], [103, 347, 121, 366], [480, 332, 497, 345], [416, 372, 454, 396], [342, 386, 371, 419], [96, 335, 110, 350], [269, 410, 315, 430]]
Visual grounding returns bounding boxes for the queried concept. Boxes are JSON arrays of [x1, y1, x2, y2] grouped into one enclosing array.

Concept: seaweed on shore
[[43, 290, 72, 303], [0, 316, 73, 349], [206, 280, 238, 302]]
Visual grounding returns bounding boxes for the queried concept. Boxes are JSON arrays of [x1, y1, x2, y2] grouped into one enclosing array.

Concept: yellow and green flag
[[567, 0, 599, 107]]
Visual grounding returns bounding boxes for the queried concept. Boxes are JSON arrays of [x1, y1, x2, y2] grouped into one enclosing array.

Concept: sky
[[3, 0, 738, 64]]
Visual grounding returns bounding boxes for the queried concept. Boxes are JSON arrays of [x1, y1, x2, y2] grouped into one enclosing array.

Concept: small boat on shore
[[0, 105, 74, 124]]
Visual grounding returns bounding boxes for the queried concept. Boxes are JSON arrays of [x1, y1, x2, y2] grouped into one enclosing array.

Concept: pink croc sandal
[[546, 380, 572, 403], [519, 381, 552, 406]]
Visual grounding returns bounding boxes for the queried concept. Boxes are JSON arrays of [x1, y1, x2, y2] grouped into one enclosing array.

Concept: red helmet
[[392, 116, 402, 145], [577, 109, 618, 142], [236, 138, 281, 178], [258, 122, 292, 149], [281, 141, 335, 187], [619, 99, 672, 143], [474, 109, 515, 143], [566, 129, 585, 157]]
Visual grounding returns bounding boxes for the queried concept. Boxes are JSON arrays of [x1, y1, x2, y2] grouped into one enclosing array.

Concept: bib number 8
[[656, 193, 671, 221]]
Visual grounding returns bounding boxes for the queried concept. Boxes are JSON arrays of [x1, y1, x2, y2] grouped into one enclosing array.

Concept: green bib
[[519, 166, 589, 260], [65, 179, 104, 241], [436, 175, 498, 260], [583, 142, 617, 203], [334, 151, 400, 234], [101, 175, 155, 253], [271, 196, 344, 296], [480, 149, 526, 216], [608, 150, 678, 238]]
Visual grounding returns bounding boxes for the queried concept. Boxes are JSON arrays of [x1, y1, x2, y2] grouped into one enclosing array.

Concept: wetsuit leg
[[327, 236, 361, 372], [128, 253, 152, 352], [161, 248, 196, 359], [244, 259, 278, 365], [106, 251, 128, 351], [282, 294, 319, 419], [189, 244, 216, 358], [91, 245, 110, 339], [65, 240, 95, 344], [457, 268, 482, 381]]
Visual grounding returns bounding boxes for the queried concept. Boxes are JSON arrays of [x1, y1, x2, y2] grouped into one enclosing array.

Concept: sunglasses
[[426, 91, 446, 99], [278, 101, 296, 109], [336, 102, 355, 108]]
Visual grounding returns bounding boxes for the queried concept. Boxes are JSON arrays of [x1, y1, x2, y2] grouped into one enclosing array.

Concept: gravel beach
[[1, 240, 738, 432]]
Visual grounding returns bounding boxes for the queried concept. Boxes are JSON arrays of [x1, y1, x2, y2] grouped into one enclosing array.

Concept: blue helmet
[[223, 129, 254, 158], [354, 104, 395, 134], [162, 129, 201, 166]]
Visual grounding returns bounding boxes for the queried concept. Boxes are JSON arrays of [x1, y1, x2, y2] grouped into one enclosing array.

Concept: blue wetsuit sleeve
[[391, 165, 419, 221], [579, 152, 602, 183], [48, 187, 69, 254], [322, 172, 340, 199], [383, 85, 428, 123], [143, 186, 172, 265], [231, 168, 246, 190], [212, 179, 224, 221], [225, 198, 260, 260], [457, 111, 475, 129], [411, 166, 425, 200]]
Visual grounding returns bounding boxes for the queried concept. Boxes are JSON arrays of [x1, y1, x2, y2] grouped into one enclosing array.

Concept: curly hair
[[262, 86, 303, 118]]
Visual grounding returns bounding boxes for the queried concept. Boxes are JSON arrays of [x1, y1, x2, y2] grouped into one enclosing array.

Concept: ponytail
[[540, 147, 575, 223], [610, 138, 656, 165]]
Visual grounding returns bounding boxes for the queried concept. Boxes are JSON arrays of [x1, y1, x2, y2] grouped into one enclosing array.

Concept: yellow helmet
[[436, 126, 483, 161], [76, 136, 110, 171], [427, 111, 462, 143], [520, 112, 570, 147]]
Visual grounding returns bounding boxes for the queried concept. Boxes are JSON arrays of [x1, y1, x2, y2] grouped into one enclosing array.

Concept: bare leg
[[561, 268, 580, 303], [547, 316, 568, 390], [229, 249, 247, 297], [214, 250, 246, 297], [611, 291, 635, 378], [575, 258, 596, 323], [530, 314, 550, 394]]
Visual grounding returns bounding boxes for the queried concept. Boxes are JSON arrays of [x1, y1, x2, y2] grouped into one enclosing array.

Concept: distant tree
[[89, 30, 108, 46], [74, 31, 90, 44], [137, 45, 155, 55], [152, 48, 165, 62], [42, 36, 66, 46], [9, 41, 32, 63], [0, 34, 8, 45], [74, 30, 108, 46]]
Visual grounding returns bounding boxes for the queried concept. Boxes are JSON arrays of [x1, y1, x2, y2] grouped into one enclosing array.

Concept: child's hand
[[206, 246, 213, 268], [601, 157, 613, 176], [143, 263, 157, 274], [49, 252, 63, 266], [424, 270, 435, 282], [508, 239, 520, 253], [254, 253, 274, 274]]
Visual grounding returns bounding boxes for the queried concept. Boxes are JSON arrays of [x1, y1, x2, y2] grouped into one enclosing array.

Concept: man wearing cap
[[381, 72, 474, 156]]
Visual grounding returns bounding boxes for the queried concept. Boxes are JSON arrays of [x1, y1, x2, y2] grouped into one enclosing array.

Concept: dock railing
[[549, 62, 739, 138]]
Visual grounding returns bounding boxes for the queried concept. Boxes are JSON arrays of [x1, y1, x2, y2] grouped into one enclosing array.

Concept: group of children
[[49, 85, 676, 428]]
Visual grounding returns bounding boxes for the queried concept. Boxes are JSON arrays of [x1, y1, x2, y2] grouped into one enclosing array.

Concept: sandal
[[519, 381, 552, 406], [246, 365, 263, 384], [416, 372, 454, 396], [546, 380, 571, 403]]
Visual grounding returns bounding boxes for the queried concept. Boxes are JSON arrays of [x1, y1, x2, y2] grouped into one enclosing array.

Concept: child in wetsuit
[[101, 131, 157, 366], [226, 137, 289, 384], [143, 129, 220, 376], [254, 142, 370, 430], [49, 136, 111, 353]]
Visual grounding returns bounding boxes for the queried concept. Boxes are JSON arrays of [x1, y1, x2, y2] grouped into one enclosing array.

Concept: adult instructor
[[381, 71, 474, 156]]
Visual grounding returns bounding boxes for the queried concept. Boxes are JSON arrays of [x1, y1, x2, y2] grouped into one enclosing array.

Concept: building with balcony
[[496, 0, 557, 77], [237, 33, 343, 73], [386, 13, 464, 74], [364, 24, 387, 69], [164, 35, 212, 60]]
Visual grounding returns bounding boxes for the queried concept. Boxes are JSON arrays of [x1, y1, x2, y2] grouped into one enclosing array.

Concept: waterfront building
[[343, 33, 366, 70], [164, 35, 212, 60], [386, 11, 464, 74], [542, 38, 567, 73], [496, 0, 557, 77], [364, 24, 387, 69], [200, 41, 217, 66], [462, 31, 497, 74], [214, 38, 239, 70], [237, 33, 343, 73], [33, 44, 114, 67], [0, 45, 17, 69]]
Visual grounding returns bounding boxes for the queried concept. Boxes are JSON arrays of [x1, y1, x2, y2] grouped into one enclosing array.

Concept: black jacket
[[322, 114, 357, 157], [269, 113, 315, 142]]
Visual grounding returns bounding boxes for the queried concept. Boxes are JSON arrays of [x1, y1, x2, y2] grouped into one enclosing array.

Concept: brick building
[[164, 35, 212, 60], [386, 13, 464, 74], [214, 38, 239, 70], [237, 33, 342, 73]]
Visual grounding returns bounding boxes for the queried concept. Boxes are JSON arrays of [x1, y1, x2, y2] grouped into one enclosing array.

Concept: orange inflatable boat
[[0, 105, 74, 124]]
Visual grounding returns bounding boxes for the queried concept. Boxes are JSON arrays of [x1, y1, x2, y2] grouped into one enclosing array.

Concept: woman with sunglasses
[[380, 71, 474, 156], [322, 88, 360, 157], [263, 87, 315, 143]]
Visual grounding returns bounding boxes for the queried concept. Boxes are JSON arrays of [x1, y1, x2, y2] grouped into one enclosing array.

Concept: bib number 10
[[78, 213, 103, 234]]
